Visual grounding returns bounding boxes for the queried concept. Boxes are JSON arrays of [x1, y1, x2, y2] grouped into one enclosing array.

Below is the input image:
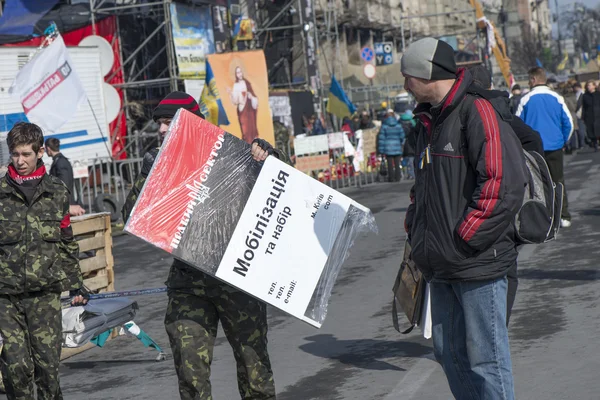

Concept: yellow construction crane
[[468, 0, 513, 87]]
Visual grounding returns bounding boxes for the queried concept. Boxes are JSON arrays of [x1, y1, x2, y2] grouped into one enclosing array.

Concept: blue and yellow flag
[[557, 52, 569, 71], [199, 59, 229, 126], [326, 76, 356, 119]]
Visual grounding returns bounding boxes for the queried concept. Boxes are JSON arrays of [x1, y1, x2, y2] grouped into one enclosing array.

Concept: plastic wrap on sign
[[125, 109, 377, 327]]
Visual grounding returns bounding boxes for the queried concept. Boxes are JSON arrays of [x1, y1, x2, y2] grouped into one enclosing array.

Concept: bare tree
[[510, 27, 544, 74], [559, 3, 600, 54]]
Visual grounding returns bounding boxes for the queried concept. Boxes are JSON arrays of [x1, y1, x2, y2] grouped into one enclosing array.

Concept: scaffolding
[[86, 0, 177, 160], [86, 0, 332, 157]]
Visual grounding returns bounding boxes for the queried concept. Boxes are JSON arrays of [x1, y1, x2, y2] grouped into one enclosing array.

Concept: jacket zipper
[[420, 121, 437, 272]]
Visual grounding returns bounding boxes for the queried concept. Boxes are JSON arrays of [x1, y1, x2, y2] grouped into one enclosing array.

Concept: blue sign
[[361, 47, 374, 62], [374, 42, 393, 66], [0, 112, 97, 149]]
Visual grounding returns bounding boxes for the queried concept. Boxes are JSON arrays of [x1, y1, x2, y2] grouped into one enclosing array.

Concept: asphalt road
[[4, 149, 600, 400]]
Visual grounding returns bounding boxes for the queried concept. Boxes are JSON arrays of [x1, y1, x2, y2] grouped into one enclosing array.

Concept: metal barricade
[[76, 157, 143, 218], [76, 144, 381, 219]]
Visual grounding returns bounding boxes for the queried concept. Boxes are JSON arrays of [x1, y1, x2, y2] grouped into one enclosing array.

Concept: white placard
[[216, 157, 357, 326], [293, 135, 329, 156], [72, 160, 88, 179], [327, 132, 344, 149], [269, 94, 292, 118], [184, 80, 205, 103]]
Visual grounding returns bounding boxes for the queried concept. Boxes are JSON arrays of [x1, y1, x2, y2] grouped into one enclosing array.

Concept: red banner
[[125, 109, 257, 254]]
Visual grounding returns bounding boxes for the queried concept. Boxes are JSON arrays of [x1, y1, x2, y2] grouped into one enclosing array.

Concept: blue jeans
[[431, 277, 515, 400]]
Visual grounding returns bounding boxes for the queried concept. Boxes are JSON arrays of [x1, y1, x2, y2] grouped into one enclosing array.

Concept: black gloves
[[141, 147, 160, 177], [69, 287, 90, 306], [252, 138, 274, 156]]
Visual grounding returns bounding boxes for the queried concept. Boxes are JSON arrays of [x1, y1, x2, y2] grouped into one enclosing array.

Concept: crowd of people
[[0, 32, 590, 400]]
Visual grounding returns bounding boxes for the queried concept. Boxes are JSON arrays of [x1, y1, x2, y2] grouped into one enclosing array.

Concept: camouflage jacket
[[121, 143, 290, 290], [0, 174, 83, 294]]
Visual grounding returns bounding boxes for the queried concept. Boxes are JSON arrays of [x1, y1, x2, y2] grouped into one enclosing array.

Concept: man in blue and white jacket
[[517, 67, 573, 227]]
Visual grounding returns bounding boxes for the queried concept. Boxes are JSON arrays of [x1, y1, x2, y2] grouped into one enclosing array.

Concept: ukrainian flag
[[199, 60, 229, 126], [557, 52, 569, 71], [326, 76, 356, 119]]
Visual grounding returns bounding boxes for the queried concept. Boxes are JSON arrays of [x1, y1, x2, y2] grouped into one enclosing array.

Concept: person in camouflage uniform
[[122, 92, 283, 400], [0, 122, 88, 400]]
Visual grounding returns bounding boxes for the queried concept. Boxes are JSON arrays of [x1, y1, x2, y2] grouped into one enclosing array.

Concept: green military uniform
[[0, 170, 83, 400], [122, 145, 287, 400]]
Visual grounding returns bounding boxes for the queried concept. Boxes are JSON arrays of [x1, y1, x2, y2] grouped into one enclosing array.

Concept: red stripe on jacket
[[442, 68, 465, 111], [458, 98, 503, 242], [159, 98, 195, 105], [60, 214, 71, 229]]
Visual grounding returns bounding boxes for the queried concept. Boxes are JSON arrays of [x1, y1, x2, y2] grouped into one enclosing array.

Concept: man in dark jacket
[[44, 137, 86, 216], [468, 64, 543, 325], [469, 65, 544, 154], [359, 110, 375, 129], [122, 92, 281, 400], [509, 84, 523, 114], [378, 109, 405, 182], [402, 38, 526, 400], [0, 122, 87, 399]]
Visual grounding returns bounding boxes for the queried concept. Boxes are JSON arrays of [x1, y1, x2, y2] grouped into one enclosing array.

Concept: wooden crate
[[61, 212, 115, 360], [71, 212, 115, 293]]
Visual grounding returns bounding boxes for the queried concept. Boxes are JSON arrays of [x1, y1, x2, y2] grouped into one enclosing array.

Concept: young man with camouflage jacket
[[122, 92, 282, 400], [0, 122, 87, 400]]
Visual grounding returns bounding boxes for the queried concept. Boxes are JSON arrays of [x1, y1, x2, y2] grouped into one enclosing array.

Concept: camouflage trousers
[[164, 286, 275, 400], [0, 291, 62, 400]]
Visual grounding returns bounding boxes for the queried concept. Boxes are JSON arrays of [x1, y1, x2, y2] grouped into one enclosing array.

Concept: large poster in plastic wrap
[[125, 109, 375, 327]]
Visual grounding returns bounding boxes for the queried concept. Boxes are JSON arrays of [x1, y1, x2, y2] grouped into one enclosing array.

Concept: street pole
[[400, 16, 405, 52], [163, 0, 179, 92], [499, 3, 509, 57], [297, 0, 311, 90], [555, 0, 562, 57], [89, 0, 97, 35]]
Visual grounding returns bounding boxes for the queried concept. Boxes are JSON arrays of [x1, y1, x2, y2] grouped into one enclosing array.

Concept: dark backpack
[[515, 151, 563, 243], [458, 93, 563, 245]]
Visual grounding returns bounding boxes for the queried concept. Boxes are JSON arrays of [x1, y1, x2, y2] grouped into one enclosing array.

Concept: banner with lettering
[[170, 3, 215, 79], [125, 109, 374, 327], [10, 34, 86, 133]]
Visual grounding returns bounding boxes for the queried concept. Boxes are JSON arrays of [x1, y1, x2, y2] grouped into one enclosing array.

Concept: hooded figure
[[378, 109, 405, 182]]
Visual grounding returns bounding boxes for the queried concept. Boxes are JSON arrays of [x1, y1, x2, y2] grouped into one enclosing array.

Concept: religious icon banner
[[207, 50, 275, 145]]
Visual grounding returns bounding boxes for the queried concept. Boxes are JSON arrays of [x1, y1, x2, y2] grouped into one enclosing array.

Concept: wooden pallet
[[61, 212, 116, 361]]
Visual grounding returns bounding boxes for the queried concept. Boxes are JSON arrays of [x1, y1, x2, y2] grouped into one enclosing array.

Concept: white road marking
[[383, 355, 438, 400], [568, 160, 593, 166]]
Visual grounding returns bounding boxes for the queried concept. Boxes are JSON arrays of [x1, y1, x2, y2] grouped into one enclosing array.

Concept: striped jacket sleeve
[[455, 98, 526, 253]]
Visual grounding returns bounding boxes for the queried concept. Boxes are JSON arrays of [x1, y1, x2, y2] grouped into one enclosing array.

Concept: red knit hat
[[153, 91, 204, 121]]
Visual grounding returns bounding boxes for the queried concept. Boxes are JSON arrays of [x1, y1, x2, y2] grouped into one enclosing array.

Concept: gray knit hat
[[401, 38, 457, 81]]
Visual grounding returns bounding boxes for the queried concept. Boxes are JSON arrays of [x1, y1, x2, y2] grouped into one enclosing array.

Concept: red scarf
[[7, 163, 46, 185]]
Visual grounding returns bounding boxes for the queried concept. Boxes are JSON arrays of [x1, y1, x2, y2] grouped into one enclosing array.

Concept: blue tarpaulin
[[0, 0, 59, 36]]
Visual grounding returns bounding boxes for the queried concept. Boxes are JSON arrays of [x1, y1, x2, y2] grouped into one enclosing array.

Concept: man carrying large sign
[[122, 92, 282, 400], [123, 93, 374, 399]]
